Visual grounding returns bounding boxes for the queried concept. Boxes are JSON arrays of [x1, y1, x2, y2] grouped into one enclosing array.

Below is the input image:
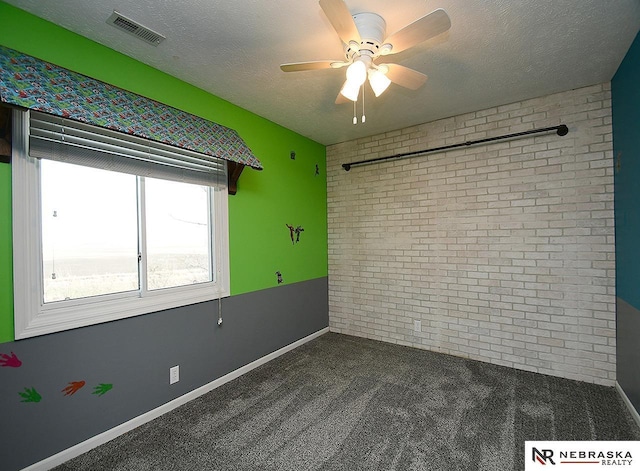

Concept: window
[[12, 110, 230, 339], [41, 161, 140, 303]]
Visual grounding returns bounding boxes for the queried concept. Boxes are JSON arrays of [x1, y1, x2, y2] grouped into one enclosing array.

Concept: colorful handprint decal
[[19, 387, 42, 403], [0, 352, 22, 368], [62, 380, 86, 396], [16, 382, 112, 403], [92, 383, 113, 396], [5, 350, 113, 403]]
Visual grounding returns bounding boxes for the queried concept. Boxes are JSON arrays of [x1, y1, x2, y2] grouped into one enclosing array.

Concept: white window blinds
[[28, 111, 227, 187]]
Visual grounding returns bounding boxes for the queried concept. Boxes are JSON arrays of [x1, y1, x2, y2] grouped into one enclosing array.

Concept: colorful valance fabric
[[0, 45, 263, 170]]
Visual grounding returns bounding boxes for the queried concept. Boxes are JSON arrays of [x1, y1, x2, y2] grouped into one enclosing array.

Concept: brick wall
[[327, 84, 615, 385]]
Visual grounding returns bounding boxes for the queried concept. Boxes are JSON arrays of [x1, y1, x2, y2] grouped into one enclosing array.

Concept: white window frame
[[12, 109, 230, 339]]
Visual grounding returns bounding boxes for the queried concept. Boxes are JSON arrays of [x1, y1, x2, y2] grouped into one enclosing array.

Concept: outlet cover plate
[[413, 320, 421, 332], [170, 365, 179, 384]]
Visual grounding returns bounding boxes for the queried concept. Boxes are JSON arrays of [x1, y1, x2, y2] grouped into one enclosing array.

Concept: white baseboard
[[615, 381, 640, 430], [24, 327, 330, 471]]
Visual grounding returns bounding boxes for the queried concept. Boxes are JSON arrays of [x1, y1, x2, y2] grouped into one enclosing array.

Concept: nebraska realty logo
[[525, 442, 640, 470]]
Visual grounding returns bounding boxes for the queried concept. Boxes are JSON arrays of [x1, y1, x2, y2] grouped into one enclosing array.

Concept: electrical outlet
[[170, 365, 179, 384], [413, 320, 421, 332]]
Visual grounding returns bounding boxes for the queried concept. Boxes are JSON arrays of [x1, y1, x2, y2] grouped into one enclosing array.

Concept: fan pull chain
[[352, 98, 357, 125], [362, 85, 366, 123]]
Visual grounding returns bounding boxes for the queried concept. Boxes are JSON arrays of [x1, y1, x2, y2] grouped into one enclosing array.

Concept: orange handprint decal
[[61, 380, 86, 396], [0, 352, 22, 367]]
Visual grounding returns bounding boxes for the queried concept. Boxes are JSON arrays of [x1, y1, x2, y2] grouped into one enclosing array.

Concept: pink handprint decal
[[0, 352, 22, 368], [61, 380, 86, 396]]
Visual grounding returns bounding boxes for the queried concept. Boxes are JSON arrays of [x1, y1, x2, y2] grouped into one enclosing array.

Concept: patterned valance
[[0, 45, 263, 170]]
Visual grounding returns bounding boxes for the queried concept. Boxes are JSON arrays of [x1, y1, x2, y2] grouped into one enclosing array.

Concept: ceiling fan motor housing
[[345, 12, 386, 61]]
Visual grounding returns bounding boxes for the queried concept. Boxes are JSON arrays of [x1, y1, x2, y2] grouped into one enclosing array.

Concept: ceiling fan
[[280, 0, 451, 105]]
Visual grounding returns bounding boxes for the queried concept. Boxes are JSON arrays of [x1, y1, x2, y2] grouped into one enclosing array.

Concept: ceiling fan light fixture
[[369, 69, 391, 97], [345, 59, 367, 86], [340, 80, 361, 101]]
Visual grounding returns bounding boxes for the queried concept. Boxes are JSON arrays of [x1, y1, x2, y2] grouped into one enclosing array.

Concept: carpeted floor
[[54, 332, 640, 471]]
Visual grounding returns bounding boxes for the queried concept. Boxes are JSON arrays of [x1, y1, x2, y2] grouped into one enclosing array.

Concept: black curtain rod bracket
[[342, 124, 569, 171]]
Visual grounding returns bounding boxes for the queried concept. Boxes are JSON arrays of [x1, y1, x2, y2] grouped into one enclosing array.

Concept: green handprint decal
[[19, 387, 42, 403], [92, 383, 113, 396]]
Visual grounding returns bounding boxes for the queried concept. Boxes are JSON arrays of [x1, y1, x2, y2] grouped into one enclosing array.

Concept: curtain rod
[[342, 124, 569, 171]]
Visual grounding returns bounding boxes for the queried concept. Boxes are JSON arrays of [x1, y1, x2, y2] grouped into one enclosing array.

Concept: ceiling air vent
[[107, 11, 165, 46]]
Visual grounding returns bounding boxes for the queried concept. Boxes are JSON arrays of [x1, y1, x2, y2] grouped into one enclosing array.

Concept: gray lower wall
[[617, 297, 640, 415], [0, 277, 328, 471]]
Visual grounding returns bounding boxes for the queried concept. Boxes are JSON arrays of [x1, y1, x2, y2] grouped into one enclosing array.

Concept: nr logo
[[533, 448, 556, 465]]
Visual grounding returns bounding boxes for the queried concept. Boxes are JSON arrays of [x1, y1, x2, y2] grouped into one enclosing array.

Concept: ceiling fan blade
[[382, 8, 451, 55], [383, 64, 428, 90], [280, 61, 337, 72], [319, 0, 361, 45]]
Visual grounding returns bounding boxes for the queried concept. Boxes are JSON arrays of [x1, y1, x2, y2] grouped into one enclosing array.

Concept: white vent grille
[[107, 11, 165, 46]]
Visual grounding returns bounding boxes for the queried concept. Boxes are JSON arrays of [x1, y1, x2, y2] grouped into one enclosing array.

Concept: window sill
[[16, 283, 229, 340]]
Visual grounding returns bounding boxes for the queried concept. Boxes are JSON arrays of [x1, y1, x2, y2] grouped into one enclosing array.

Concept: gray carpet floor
[[54, 332, 640, 471]]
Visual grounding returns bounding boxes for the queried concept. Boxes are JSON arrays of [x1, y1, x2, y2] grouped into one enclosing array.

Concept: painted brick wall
[[327, 84, 615, 386]]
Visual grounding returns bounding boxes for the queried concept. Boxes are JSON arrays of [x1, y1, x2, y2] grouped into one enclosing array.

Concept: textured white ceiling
[[4, 0, 640, 145]]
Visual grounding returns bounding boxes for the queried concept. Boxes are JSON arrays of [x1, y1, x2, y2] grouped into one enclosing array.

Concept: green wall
[[0, 1, 328, 343]]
